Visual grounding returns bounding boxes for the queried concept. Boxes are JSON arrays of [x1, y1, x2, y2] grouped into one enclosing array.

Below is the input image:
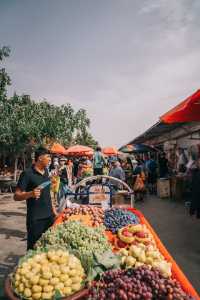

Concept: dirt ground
[[0, 193, 200, 298]]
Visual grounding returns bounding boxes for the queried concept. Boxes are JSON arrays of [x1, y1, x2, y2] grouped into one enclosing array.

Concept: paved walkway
[[0, 194, 26, 299], [136, 196, 200, 294]]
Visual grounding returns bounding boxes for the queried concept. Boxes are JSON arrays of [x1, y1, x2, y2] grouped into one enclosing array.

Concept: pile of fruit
[[117, 224, 154, 245], [106, 222, 155, 251], [88, 266, 193, 300], [63, 205, 104, 227], [36, 221, 111, 272], [117, 224, 172, 278], [13, 248, 85, 299], [104, 208, 139, 233], [119, 243, 172, 278]]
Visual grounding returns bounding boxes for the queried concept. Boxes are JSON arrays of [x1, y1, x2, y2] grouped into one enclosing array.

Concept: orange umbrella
[[65, 145, 94, 156], [50, 143, 67, 155], [103, 147, 118, 156]]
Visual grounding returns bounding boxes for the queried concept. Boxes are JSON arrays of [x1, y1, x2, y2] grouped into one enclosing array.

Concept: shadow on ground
[[0, 211, 26, 217], [0, 228, 25, 239]]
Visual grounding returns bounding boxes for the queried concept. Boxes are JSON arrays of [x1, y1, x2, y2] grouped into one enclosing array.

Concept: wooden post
[[14, 157, 18, 181]]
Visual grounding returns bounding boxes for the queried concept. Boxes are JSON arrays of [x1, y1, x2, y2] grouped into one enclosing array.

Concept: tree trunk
[[14, 157, 18, 181], [23, 153, 26, 170]]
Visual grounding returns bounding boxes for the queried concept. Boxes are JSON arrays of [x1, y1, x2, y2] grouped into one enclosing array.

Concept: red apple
[[117, 239, 127, 248], [122, 229, 133, 237], [134, 231, 148, 239]]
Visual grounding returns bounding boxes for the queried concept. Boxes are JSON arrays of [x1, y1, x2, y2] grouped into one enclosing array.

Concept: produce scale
[[4, 176, 199, 300]]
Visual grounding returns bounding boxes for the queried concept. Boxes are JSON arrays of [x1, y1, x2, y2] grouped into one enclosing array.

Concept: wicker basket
[[4, 277, 89, 300]]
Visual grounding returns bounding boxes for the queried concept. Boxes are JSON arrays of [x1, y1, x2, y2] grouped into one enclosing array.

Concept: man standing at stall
[[14, 147, 56, 250]]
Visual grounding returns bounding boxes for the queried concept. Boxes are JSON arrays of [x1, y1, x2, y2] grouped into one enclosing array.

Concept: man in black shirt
[[14, 147, 56, 250]]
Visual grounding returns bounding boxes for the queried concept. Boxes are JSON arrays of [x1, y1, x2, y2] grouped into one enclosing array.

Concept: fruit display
[[63, 206, 104, 227], [7, 207, 197, 300], [88, 266, 193, 300], [119, 243, 172, 278], [117, 224, 155, 245], [107, 223, 155, 251], [12, 248, 85, 299], [36, 221, 111, 272], [117, 224, 172, 278], [104, 208, 139, 233]]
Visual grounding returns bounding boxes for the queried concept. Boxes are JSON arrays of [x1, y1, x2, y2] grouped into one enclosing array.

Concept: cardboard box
[[157, 178, 170, 198]]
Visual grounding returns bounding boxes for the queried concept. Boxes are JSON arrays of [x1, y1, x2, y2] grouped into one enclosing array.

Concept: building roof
[[126, 122, 184, 145]]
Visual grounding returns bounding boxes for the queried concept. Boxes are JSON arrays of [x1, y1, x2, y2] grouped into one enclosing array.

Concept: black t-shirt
[[17, 166, 53, 221]]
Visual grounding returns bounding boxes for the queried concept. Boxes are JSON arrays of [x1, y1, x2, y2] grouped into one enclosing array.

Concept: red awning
[[160, 90, 200, 123]]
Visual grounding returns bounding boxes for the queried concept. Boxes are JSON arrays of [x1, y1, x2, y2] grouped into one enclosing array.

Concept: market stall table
[[0, 176, 16, 193], [4, 206, 199, 300], [54, 208, 199, 300]]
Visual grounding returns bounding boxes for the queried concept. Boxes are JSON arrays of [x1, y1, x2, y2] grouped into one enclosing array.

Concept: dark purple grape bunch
[[88, 266, 193, 300]]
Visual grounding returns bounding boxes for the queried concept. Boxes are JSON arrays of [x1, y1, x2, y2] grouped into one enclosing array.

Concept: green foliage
[[74, 109, 98, 148], [0, 46, 98, 159], [0, 46, 11, 98], [87, 250, 121, 281], [0, 94, 97, 156]]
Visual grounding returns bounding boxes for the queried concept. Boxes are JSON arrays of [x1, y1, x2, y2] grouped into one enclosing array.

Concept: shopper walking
[[66, 159, 73, 187], [57, 157, 69, 204], [146, 154, 157, 194], [93, 147, 106, 175], [158, 152, 169, 178], [109, 160, 125, 182], [133, 159, 145, 201]]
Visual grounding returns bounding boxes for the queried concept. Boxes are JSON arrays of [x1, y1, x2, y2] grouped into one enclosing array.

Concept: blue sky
[[1, 0, 200, 147]]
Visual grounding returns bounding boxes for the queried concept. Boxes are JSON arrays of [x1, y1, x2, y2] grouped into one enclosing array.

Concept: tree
[[0, 93, 98, 174], [0, 46, 11, 98], [0, 47, 98, 176], [73, 109, 98, 148]]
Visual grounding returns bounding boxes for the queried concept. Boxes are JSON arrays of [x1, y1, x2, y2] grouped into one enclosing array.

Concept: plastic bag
[[51, 175, 60, 193], [133, 175, 145, 192], [141, 171, 146, 181], [58, 196, 79, 213]]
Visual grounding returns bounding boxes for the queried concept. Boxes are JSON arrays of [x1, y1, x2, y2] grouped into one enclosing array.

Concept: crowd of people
[[48, 147, 163, 203]]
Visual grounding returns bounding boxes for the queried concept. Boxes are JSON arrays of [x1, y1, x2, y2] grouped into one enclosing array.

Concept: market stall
[[4, 175, 199, 300]]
